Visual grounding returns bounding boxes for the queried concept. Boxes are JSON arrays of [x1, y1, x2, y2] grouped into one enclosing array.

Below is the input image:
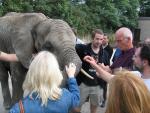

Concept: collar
[[121, 48, 135, 55], [102, 43, 108, 49]]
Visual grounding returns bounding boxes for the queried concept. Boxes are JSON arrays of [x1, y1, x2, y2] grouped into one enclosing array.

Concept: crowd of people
[[0, 27, 150, 113]]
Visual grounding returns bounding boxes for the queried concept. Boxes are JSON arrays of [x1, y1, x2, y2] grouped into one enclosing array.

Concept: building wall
[[138, 17, 150, 41]]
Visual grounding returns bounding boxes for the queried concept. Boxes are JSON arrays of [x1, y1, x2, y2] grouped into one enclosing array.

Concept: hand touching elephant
[[0, 12, 82, 109]]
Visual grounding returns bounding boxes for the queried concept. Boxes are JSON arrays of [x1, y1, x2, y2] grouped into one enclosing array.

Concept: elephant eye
[[41, 42, 54, 52]]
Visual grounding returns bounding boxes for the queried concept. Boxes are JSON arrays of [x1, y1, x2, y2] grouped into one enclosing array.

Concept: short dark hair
[[91, 29, 103, 39], [140, 43, 150, 65]]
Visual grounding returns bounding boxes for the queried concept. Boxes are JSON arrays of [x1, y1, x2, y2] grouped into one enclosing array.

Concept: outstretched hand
[[98, 63, 111, 72], [83, 56, 97, 68], [84, 56, 113, 82], [65, 63, 76, 78]]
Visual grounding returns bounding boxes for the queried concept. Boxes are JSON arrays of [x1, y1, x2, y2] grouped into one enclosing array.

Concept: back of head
[[116, 27, 133, 42], [140, 43, 150, 66], [23, 51, 63, 106], [106, 70, 150, 113]]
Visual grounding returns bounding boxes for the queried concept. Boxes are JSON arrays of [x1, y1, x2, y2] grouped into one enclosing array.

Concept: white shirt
[[131, 71, 150, 91], [143, 79, 150, 91], [76, 38, 84, 44]]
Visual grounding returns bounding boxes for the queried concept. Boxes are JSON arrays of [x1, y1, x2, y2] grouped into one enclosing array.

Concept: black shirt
[[75, 43, 109, 86], [103, 44, 113, 61]]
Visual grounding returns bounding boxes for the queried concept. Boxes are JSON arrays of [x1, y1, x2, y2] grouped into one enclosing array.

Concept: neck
[[142, 66, 150, 79], [102, 43, 108, 47], [91, 44, 100, 54]]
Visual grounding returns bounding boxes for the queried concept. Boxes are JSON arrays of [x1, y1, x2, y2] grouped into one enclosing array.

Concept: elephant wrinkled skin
[[0, 12, 82, 109]]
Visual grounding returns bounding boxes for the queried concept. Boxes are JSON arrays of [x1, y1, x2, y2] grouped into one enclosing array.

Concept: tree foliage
[[139, 0, 150, 17], [0, 0, 140, 35]]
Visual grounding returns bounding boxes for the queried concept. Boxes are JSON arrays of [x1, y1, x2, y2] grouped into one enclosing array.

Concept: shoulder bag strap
[[19, 100, 24, 113]]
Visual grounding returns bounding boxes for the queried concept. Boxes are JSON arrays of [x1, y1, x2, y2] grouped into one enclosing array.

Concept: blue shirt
[[9, 78, 80, 113]]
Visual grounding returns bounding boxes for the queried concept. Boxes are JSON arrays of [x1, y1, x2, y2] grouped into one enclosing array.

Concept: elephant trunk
[[60, 46, 82, 86], [62, 48, 82, 75]]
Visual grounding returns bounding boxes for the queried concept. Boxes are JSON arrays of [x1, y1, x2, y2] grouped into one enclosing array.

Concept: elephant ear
[[12, 29, 34, 69]]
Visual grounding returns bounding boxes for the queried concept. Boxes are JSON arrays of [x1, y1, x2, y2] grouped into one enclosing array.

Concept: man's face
[[133, 47, 143, 70], [102, 35, 108, 45], [115, 33, 128, 51], [92, 33, 104, 48]]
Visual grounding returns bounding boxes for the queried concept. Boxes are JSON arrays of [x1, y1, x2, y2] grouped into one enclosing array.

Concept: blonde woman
[[9, 51, 80, 113], [106, 71, 150, 113], [84, 56, 150, 113]]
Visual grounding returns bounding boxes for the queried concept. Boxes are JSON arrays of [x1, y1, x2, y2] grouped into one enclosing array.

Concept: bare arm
[[0, 51, 19, 62], [84, 56, 114, 82], [93, 63, 114, 82], [98, 63, 112, 73]]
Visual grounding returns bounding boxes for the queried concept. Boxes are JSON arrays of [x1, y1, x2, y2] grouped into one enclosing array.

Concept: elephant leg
[[11, 76, 24, 105], [0, 73, 12, 109], [10, 63, 27, 105]]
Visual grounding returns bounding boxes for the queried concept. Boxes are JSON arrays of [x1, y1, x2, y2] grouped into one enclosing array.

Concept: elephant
[[0, 12, 82, 109]]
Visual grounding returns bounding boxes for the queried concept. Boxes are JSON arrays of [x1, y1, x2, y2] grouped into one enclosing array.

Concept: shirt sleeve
[[67, 77, 80, 108]]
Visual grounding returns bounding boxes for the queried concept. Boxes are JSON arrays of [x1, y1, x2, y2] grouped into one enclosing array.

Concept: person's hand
[[98, 63, 111, 72], [84, 56, 97, 67], [65, 63, 76, 78]]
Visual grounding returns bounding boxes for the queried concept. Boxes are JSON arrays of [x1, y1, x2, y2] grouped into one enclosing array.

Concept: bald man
[[101, 27, 135, 72], [110, 27, 135, 70]]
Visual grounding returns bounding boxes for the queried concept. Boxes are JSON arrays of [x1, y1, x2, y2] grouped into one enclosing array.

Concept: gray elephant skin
[[0, 12, 82, 109]]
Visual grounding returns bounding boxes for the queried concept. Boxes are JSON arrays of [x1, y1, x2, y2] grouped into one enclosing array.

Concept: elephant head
[[11, 14, 82, 85], [9, 13, 47, 68]]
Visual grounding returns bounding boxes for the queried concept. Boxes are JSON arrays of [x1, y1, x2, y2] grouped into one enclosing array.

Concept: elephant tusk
[[81, 68, 94, 79]]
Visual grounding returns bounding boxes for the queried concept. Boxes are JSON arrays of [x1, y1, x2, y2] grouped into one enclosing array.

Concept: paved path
[[0, 77, 106, 113], [81, 102, 106, 113]]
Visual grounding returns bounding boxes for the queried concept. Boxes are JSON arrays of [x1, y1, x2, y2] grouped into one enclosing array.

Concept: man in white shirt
[[132, 43, 150, 91]]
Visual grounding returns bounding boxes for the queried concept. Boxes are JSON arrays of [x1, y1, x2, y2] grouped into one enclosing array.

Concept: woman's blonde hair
[[23, 51, 63, 106], [106, 70, 150, 113]]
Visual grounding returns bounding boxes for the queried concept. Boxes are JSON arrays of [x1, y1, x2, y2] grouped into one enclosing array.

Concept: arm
[[99, 63, 112, 73], [65, 63, 80, 108], [0, 51, 19, 62], [84, 56, 114, 82]]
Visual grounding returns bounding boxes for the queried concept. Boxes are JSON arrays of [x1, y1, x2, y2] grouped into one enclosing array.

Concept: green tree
[[0, 0, 140, 35], [113, 0, 139, 28], [0, 0, 33, 15], [139, 0, 150, 16]]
